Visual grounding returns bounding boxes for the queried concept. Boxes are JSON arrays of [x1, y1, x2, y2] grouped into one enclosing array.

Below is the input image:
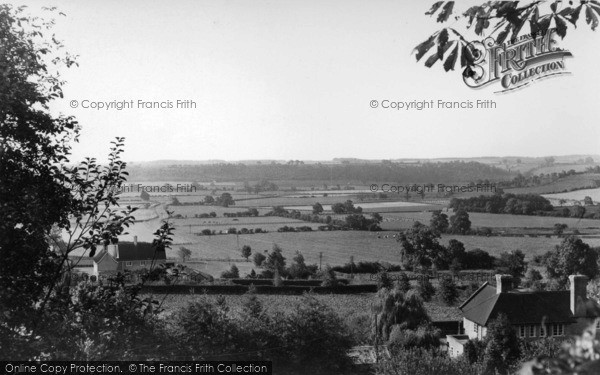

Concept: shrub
[[388, 324, 441, 351], [377, 348, 483, 375]]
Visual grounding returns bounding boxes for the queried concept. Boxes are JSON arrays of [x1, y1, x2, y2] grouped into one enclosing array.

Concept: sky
[[11, 0, 600, 162]]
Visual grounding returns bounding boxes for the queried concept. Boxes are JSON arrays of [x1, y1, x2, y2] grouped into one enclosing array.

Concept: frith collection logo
[[463, 29, 572, 93]]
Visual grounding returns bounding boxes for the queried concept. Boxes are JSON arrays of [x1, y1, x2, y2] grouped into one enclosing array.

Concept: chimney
[[570, 275, 589, 317], [495, 274, 512, 294], [134, 235, 138, 246]]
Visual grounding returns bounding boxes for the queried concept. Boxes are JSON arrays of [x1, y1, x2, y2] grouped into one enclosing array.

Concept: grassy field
[[543, 187, 600, 202], [505, 173, 600, 195]]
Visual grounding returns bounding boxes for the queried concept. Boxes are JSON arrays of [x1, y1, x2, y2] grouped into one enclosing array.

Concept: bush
[[377, 348, 483, 375], [388, 324, 441, 351]]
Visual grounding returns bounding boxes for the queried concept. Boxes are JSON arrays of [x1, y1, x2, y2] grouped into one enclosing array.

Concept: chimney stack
[[570, 275, 589, 317], [495, 274, 512, 294], [134, 235, 138, 246]]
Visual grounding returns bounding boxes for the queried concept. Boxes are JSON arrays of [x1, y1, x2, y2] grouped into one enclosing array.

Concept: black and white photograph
[[2, 1, 600, 374]]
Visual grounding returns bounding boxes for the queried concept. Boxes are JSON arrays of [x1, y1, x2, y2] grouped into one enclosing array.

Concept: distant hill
[[126, 160, 514, 183]]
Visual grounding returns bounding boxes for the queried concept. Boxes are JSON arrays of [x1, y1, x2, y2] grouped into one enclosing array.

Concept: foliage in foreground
[[171, 293, 354, 374]]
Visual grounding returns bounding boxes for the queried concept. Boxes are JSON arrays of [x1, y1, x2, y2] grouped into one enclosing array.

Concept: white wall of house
[[447, 337, 466, 358], [463, 318, 486, 340]]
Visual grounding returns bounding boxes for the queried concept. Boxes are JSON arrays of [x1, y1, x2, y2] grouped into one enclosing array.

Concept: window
[[596, 319, 600, 330], [519, 325, 526, 338], [140, 261, 145, 266], [529, 325, 536, 337], [540, 325, 546, 337], [474, 322, 479, 333], [552, 324, 564, 336], [126, 261, 132, 267]]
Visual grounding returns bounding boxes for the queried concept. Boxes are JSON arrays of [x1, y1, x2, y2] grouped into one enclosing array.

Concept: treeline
[[449, 193, 553, 215], [265, 205, 382, 231], [127, 160, 512, 183]]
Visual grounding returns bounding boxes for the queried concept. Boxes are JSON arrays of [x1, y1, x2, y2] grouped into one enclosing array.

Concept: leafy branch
[[415, 1, 600, 73]]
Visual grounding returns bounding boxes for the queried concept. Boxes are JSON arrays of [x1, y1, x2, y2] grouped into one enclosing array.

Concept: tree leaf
[[563, 5, 582, 26], [554, 14, 568, 38], [426, 1, 444, 15], [586, 5, 599, 30], [425, 40, 454, 68], [437, 1, 455, 23], [443, 43, 458, 71], [414, 33, 437, 61], [437, 28, 449, 59], [496, 23, 512, 45]]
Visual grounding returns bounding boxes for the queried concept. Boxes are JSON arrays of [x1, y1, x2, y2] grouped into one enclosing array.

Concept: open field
[[543, 187, 600, 203], [505, 173, 600, 195]]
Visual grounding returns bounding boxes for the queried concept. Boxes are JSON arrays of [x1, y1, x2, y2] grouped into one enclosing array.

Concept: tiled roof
[[459, 284, 598, 326], [115, 242, 166, 261]]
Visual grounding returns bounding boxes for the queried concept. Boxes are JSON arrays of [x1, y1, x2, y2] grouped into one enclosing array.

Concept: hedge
[[140, 283, 375, 295]]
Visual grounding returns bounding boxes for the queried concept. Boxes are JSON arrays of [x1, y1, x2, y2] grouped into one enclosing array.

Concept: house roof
[[115, 242, 166, 261], [92, 242, 166, 263], [92, 248, 108, 263], [460, 283, 600, 326]]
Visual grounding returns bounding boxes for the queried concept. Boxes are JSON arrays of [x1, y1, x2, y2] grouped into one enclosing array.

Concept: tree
[[287, 251, 315, 279], [483, 313, 521, 375], [312, 202, 324, 215], [397, 222, 448, 270], [320, 265, 338, 287], [429, 210, 449, 234], [523, 268, 543, 290], [495, 250, 527, 286], [253, 252, 266, 267], [447, 239, 466, 266], [449, 209, 471, 234], [417, 275, 436, 302], [241, 245, 252, 261], [553, 223, 568, 237], [371, 212, 383, 224], [372, 288, 430, 341], [216, 192, 234, 207], [263, 244, 287, 275], [438, 276, 459, 305], [377, 271, 394, 290], [178, 246, 192, 262], [584, 196, 594, 206], [396, 273, 411, 293], [204, 195, 215, 204], [0, 6, 173, 359], [545, 236, 599, 288], [221, 264, 240, 279], [140, 190, 150, 201]]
